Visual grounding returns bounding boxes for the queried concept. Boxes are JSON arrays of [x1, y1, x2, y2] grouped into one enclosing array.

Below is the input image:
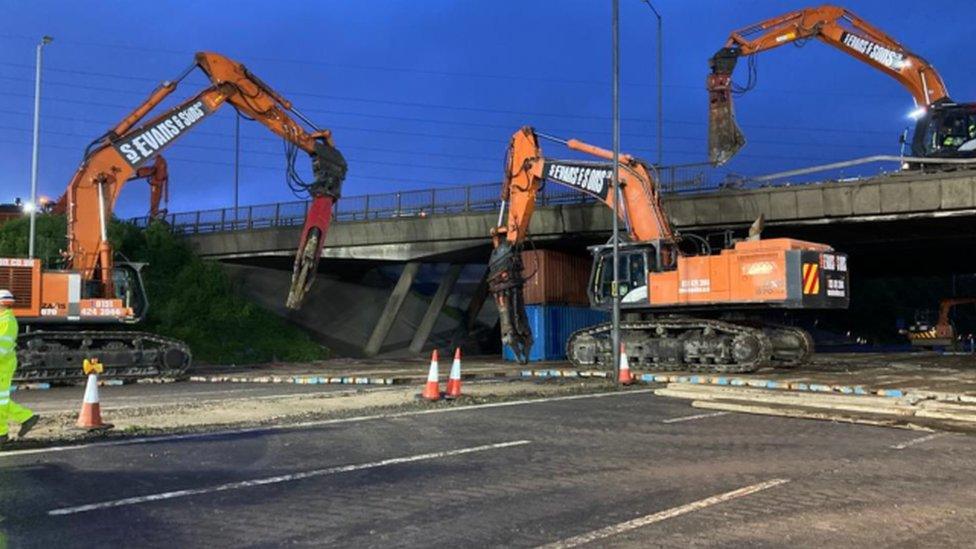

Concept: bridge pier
[[364, 262, 421, 357], [452, 266, 491, 347], [409, 263, 463, 353]]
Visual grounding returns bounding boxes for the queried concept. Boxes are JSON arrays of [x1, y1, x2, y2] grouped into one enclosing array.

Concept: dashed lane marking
[[0, 389, 657, 458], [661, 411, 729, 424], [48, 439, 531, 516], [890, 432, 947, 450], [538, 479, 790, 548]]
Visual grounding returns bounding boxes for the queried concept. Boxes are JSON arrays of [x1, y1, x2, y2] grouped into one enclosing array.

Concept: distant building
[[0, 200, 24, 226]]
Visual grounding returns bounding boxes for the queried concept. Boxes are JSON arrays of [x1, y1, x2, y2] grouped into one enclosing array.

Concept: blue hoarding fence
[[502, 305, 609, 362]]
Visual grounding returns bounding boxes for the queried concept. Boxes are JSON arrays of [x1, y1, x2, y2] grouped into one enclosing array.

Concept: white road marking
[[661, 411, 729, 424], [891, 432, 946, 450], [48, 439, 531, 516], [1, 388, 656, 458], [539, 478, 790, 548]]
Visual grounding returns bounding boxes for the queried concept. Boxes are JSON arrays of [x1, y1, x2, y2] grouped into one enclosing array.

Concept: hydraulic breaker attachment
[[488, 241, 533, 364], [286, 139, 347, 310], [287, 195, 333, 309], [707, 47, 746, 166]]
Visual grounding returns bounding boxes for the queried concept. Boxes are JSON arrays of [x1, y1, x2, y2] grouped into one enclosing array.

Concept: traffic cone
[[77, 359, 113, 430], [618, 344, 634, 385], [445, 347, 463, 399], [421, 349, 441, 401]]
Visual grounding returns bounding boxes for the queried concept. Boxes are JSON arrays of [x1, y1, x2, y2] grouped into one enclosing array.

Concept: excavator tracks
[[14, 330, 192, 384], [567, 318, 813, 374]]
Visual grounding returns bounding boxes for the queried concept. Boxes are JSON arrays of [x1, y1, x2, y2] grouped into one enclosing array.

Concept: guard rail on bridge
[[132, 162, 711, 235], [131, 155, 976, 236]]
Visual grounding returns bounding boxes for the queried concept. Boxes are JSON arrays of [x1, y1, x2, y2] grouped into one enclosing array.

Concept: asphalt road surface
[[3, 389, 976, 547]]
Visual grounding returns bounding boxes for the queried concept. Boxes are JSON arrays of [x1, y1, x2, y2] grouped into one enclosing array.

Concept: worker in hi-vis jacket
[[0, 289, 39, 445]]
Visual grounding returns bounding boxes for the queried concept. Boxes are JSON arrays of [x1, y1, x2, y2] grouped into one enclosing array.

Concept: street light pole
[[642, 0, 663, 165], [611, 0, 622, 384], [234, 110, 240, 212], [28, 35, 53, 260]]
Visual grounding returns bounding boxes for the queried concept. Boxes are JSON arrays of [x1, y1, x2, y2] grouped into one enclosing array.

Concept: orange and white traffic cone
[[445, 347, 463, 399], [77, 359, 113, 430], [618, 343, 634, 386], [421, 349, 441, 401]]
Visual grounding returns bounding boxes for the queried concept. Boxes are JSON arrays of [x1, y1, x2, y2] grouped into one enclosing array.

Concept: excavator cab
[[588, 241, 678, 310], [111, 262, 149, 323], [914, 103, 976, 159]]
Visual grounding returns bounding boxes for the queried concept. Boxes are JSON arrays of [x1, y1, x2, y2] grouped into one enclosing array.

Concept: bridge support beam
[[451, 265, 491, 347], [409, 263, 463, 353], [364, 262, 421, 357]]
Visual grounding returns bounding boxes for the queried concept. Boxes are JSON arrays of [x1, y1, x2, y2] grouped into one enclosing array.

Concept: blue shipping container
[[502, 305, 609, 362]]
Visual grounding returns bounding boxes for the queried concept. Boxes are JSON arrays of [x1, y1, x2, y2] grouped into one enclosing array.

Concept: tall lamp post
[[641, 0, 663, 165], [611, 0, 622, 383], [234, 110, 240, 212], [28, 35, 53, 259]]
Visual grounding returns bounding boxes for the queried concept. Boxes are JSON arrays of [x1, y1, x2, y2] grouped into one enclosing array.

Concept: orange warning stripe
[[802, 263, 820, 295]]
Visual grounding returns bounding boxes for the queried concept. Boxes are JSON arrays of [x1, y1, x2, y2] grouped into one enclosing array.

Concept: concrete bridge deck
[[186, 168, 976, 271]]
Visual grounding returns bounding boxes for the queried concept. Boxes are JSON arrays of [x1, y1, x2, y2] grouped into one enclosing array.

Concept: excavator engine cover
[[707, 47, 746, 165]]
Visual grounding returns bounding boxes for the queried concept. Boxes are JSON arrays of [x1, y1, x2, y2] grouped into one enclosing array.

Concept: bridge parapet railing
[[128, 161, 718, 234]]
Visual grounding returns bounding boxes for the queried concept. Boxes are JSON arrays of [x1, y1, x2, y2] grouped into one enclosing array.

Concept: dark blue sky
[[1, 1, 973, 218]]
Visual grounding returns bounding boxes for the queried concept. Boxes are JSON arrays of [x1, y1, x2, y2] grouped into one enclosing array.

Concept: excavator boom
[[64, 51, 346, 306], [708, 4, 952, 165]]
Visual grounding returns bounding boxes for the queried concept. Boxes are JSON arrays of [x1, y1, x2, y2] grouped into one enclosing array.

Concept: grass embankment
[[0, 215, 327, 364]]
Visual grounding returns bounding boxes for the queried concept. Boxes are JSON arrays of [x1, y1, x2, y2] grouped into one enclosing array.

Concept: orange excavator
[[907, 298, 976, 349], [490, 127, 849, 371], [1, 52, 347, 382], [708, 4, 976, 165]]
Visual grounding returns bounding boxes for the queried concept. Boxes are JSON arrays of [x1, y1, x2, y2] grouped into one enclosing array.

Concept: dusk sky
[[1, 1, 973, 218]]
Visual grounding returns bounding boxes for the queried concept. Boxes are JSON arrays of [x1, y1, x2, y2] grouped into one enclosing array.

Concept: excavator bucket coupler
[[488, 242, 533, 364], [707, 48, 746, 166], [311, 140, 348, 199]]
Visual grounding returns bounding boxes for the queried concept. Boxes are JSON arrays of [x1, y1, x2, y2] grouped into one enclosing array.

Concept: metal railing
[[130, 162, 715, 235], [137, 155, 976, 235]]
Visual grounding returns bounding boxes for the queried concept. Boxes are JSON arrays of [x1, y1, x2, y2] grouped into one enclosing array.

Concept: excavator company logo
[[0, 258, 36, 267], [679, 278, 710, 294], [113, 101, 211, 168], [542, 161, 611, 200], [840, 32, 906, 70], [742, 261, 775, 276]]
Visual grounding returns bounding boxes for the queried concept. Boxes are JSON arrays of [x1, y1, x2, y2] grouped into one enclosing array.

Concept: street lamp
[[29, 35, 53, 260], [641, 0, 663, 165], [611, 0, 622, 384]]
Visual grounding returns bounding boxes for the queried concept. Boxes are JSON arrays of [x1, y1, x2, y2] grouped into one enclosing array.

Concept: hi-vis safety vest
[[0, 309, 17, 367]]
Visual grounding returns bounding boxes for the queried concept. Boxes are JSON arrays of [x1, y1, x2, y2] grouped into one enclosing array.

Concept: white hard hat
[[0, 290, 14, 303]]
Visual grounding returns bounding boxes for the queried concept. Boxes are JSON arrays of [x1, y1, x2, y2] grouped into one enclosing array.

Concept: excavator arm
[[50, 155, 167, 220], [134, 155, 169, 220], [64, 52, 346, 308], [708, 4, 951, 164], [490, 126, 676, 362]]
